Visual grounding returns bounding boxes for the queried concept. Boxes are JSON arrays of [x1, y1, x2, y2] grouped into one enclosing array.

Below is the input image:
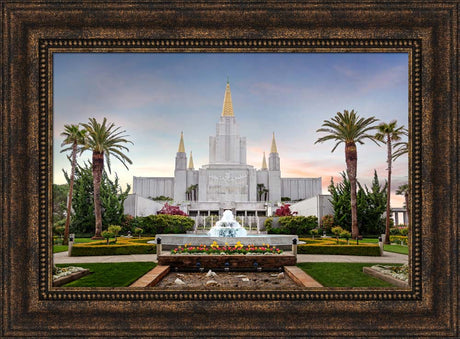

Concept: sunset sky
[[53, 53, 409, 207]]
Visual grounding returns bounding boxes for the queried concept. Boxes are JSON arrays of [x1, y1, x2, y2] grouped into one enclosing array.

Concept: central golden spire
[[221, 79, 234, 117], [271, 132, 278, 153]]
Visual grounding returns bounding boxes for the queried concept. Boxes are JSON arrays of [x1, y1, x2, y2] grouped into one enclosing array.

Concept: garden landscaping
[[297, 238, 381, 256], [55, 262, 156, 287], [297, 262, 403, 287], [69, 237, 156, 256]]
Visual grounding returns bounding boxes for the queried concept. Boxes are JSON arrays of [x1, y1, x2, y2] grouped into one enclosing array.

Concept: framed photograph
[[1, 1, 457, 337]]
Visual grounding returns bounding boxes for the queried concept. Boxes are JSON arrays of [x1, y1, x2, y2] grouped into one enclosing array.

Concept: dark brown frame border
[[1, 1, 457, 337]]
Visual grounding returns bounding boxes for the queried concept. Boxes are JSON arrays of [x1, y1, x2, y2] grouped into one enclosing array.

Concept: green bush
[[264, 217, 273, 229], [71, 244, 156, 256], [298, 244, 381, 256], [321, 214, 334, 232], [389, 235, 408, 245], [266, 216, 318, 235], [400, 227, 409, 236], [389, 227, 401, 235], [137, 214, 194, 235]]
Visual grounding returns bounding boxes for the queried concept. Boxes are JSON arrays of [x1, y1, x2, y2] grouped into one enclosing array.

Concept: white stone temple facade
[[128, 81, 322, 218]]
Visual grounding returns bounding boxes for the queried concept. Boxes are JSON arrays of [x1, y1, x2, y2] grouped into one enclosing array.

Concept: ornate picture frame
[[1, 1, 457, 337]]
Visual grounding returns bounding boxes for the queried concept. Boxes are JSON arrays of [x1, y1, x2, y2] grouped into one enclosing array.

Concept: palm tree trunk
[[345, 141, 359, 239], [384, 137, 392, 244], [63, 142, 77, 245], [92, 151, 104, 239]]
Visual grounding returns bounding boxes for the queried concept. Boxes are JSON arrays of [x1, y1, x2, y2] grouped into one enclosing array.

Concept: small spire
[[221, 80, 234, 117], [188, 151, 194, 169], [261, 152, 268, 169], [270, 132, 278, 153], [178, 131, 185, 153]]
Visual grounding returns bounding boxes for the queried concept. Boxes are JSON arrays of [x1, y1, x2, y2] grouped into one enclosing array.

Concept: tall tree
[[64, 162, 130, 235], [316, 109, 379, 239], [375, 121, 407, 244], [81, 118, 133, 239], [60, 124, 87, 245]]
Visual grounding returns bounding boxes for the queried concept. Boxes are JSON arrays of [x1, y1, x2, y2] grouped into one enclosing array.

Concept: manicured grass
[[351, 238, 409, 255], [53, 245, 68, 253], [359, 238, 379, 244], [55, 262, 157, 287], [383, 244, 409, 255], [297, 262, 402, 287], [53, 237, 100, 253]]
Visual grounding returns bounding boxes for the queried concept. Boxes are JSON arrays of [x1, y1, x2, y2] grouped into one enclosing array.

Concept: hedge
[[389, 235, 408, 245], [137, 214, 194, 235], [265, 216, 318, 235], [297, 244, 381, 256], [71, 237, 157, 256]]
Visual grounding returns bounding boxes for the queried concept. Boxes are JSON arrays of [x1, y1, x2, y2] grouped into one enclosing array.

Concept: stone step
[[284, 266, 322, 287], [129, 265, 170, 287]]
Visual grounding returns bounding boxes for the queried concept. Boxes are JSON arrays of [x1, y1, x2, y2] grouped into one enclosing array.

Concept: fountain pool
[[150, 210, 298, 250]]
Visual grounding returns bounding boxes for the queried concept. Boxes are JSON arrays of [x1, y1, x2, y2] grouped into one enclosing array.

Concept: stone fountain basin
[[151, 234, 298, 250]]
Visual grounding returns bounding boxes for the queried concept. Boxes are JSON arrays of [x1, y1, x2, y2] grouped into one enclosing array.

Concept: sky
[[53, 53, 409, 207]]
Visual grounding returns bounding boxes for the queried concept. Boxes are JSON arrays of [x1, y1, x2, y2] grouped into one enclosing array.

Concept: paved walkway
[[54, 250, 408, 264]]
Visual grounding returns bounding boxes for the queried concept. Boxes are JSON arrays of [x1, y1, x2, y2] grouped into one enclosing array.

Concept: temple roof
[[188, 151, 194, 169], [261, 152, 268, 169], [178, 131, 185, 153], [270, 132, 278, 153], [221, 80, 234, 117]]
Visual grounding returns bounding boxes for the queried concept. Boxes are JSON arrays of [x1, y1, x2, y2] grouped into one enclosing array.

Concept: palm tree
[[392, 140, 408, 161], [315, 109, 380, 239], [60, 124, 87, 245], [81, 118, 133, 239], [375, 121, 407, 244]]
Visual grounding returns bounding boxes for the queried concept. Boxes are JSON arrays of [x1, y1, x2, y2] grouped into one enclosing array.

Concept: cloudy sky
[[53, 53, 409, 207]]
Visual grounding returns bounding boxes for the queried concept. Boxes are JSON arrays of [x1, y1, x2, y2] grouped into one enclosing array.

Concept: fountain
[[207, 210, 247, 237], [152, 209, 298, 250]]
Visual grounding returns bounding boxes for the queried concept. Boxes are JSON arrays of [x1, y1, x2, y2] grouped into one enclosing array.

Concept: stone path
[[54, 250, 408, 264]]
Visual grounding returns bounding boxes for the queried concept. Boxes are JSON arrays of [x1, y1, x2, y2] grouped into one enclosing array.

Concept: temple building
[[126, 81, 323, 220]]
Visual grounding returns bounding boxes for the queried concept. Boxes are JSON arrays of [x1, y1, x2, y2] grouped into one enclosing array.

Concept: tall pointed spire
[[178, 131, 185, 153], [188, 151, 194, 169], [261, 152, 268, 169], [221, 79, 234, 117], [270, 132, 278, 153]]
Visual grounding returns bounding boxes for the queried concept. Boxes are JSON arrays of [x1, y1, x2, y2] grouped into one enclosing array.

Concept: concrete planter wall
[[158, 254, 296, 269]]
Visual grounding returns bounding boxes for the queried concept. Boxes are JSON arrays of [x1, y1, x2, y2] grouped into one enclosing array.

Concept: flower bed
[[171, 241, 283, 255], [70, 237, 156, 256]]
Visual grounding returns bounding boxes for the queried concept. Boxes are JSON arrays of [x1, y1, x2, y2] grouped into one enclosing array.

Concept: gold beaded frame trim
[[40, 38, 421, 301]]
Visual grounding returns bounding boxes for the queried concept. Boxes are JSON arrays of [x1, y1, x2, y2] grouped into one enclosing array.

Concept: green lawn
[[356, 238, 409, 255], [53, 237, 99, 253], [297, 262, 402, 287], [383, 244, 409, 255], [55, 262, 157, 287]]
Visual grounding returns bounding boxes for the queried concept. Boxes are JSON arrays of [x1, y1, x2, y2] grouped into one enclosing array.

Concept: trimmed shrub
[[137, 214, 194, 235], [389, 235, 408, 245], [400, 227, 409, 236], [297, 244, 381, 256], [321, 214, 334, 232], [266, 216, 317, 235], [71, 237, 156, 256]]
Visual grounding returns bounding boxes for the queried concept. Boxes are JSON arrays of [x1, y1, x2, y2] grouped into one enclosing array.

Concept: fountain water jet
[[207, 210, 247, 237]]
